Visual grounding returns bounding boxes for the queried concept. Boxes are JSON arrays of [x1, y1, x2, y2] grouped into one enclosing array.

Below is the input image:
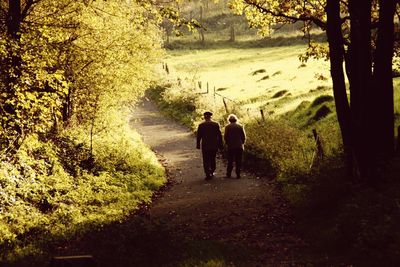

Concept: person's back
[[196, 111, 223, 179], [224, 114, 245, 178], [224, 122, 245, 149], [197, 120, 222, 150]]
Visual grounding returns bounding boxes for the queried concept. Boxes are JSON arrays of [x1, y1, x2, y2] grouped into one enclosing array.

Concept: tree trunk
[[326, 0, 354, 175], [7, 0, 21, 39], [4, 0, 23, 140], [199, 5, 205, 45], [229, 24, 235, 42], [6, 0, 22, 80], [347, 0, 375, 181], [372, 0, 396, 158]]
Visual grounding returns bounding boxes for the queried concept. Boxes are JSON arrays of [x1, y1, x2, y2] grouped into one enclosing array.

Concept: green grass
[[164, 45, 332, 119], [157, 33, 400, 266]]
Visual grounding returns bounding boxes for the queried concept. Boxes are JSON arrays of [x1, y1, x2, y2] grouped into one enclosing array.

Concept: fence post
[[223, 98, 228, 113], [213, 86, 216, 108], [207, 82, 209, 94], [165, 63, 169, 74], [198, 81, 202, 90], [260, 109, 265, 122], [310, 129, 324, 169]]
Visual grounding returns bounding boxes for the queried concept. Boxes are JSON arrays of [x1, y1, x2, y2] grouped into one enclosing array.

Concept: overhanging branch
[[243, 0, 327, 30]]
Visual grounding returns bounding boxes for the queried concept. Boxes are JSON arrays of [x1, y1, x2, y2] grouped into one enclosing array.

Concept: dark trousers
[[227, 148, 243, 177], [202, 149, 217, 177]]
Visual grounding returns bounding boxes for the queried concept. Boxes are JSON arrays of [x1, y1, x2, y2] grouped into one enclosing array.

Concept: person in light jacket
[[224, 114, 246, 178], [196, 111, 223, 180]]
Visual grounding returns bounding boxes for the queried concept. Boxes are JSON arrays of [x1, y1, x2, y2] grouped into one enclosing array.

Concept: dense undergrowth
[[0, 112, 166, 265], [149, 73, 400, 265]]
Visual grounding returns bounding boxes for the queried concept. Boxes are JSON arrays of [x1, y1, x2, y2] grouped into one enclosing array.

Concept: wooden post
[[260, 109, 265, 121], [198, 81, 202, 90], [310, 129, 324, 169], [207, 82, 209, 94], [223, 98, 228, 113], [165, 63, 169, 74]]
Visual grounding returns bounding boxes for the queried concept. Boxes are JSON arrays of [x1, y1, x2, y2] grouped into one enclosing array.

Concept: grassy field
[[165, 45, 332, 119], [155, 35, 400, 265]]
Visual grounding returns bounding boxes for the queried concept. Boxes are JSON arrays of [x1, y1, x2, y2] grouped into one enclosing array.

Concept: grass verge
[[0, 112, 166, 265]]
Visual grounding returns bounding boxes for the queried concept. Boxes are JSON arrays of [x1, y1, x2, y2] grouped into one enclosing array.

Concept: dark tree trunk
[[6, 0, 22, 79], [4, 0, 23, 138], [7, 0, 21, 39], [347, 0, 375, 181], [326, 0, 353, 175], [372, 0, 396, 158]]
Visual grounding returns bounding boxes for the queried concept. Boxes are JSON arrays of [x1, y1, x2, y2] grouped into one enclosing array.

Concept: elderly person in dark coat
[[196, 111, 223, 180], [224, 114, 246, 178]]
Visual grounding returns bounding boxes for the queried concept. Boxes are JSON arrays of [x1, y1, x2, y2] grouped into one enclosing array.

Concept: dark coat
[[196, 120, 223, 151], [224, 122, 246, 149]]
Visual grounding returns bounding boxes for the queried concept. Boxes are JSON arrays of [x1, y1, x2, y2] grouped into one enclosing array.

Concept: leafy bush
[[245, 120, 313, 180], [0, 121, 166, 263], [148, 83, 202, 130]]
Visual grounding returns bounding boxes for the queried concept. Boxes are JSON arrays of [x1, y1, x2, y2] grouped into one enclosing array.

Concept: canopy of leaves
[[0, 0, 164, 152]]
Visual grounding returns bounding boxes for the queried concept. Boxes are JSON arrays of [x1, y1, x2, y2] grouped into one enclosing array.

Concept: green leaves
[[0, 0, 165, 154]]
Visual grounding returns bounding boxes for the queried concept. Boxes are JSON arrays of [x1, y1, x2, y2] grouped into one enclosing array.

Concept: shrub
[[244, 119, 313, 180], [310, 105, 331, 121], [0, 118, 166, 263], [272, 90, 288, 98], [148, 84, 201, 129], [310, 95, 334, 107]]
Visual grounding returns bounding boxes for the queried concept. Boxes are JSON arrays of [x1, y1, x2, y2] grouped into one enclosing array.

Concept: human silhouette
[[196, 111, 223, 180], [224, 114, 246, 178]]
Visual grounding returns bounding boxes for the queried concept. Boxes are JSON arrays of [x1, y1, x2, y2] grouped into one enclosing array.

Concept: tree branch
[[244, 0, 327, 30]]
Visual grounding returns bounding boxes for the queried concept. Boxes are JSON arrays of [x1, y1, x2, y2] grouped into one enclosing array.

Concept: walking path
[[53, 97, 304, 266], [129, 98, 303, 265]]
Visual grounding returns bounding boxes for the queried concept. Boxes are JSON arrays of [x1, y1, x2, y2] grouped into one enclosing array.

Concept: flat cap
[[203, 111, 213, 116]]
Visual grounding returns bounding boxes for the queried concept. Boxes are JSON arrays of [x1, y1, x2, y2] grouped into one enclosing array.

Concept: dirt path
[[129, 98, 304, 265], [49, 98, 304, 267]]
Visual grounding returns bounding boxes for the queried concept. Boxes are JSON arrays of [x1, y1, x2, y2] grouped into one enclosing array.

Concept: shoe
[[205, 174, 212, 180], [226, 173, 231, 178], [236, 174, 241, 179]]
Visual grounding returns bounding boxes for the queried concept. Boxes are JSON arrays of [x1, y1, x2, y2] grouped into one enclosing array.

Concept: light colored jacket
[[224, 122, 246, 149]]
